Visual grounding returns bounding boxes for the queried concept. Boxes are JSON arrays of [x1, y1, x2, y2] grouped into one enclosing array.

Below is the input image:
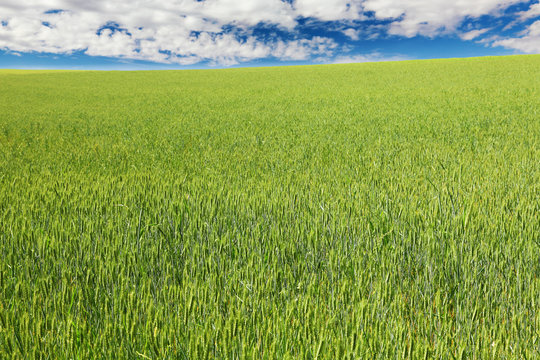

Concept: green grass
[[0, 55, 539, 359]]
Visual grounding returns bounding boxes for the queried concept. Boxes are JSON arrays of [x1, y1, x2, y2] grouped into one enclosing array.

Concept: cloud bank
[[0, 0, 538, 66]]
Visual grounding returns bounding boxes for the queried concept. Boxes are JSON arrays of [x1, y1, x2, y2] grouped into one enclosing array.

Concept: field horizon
[[1, 54, 539, 358], [1, 54, 537, 73]]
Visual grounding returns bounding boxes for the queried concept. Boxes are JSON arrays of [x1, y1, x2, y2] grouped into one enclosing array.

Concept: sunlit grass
[[0, 55, 539, 358]]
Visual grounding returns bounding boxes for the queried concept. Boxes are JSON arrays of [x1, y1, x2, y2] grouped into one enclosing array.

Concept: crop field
[[0, 55, 539, 359]]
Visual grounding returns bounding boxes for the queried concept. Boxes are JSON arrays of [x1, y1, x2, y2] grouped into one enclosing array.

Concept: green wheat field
[[1, 55, 539, 359]]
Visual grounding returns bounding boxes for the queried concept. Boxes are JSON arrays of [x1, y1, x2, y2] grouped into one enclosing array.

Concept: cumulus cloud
[[342, 28, 361, 40], [362, 0, 526, 37], [272, 36, 338, 60], [294, 0, 364, 21], [492, 20, 540, 52], [517, 1, 540, 19], [460, 29, 491, 40], [0, 0, 537, 65], [0, 0, 332, 65], [486, 1, 540, 53], [332, 52, 409, 64]]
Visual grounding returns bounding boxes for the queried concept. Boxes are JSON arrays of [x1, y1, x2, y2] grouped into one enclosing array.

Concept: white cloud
[[340, 24, 386, 41], [0, 0, 534, 65], [460, 28, 490, 40], [272, 36, 338, 60], [517, 1, 540, 20], [342, 28, 360, 40], [492, 20, 540, 52], [0, 0, 341, 65], [294, 0, 364, 21], [332, 52, 408, 64], [362, 0, 526, 37]]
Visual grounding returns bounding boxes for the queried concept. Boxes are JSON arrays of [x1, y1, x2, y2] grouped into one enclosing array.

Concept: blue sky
[[1, 0, 540, 69]]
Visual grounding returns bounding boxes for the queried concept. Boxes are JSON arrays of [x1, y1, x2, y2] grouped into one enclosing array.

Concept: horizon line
[[0, 53, 535, 72]]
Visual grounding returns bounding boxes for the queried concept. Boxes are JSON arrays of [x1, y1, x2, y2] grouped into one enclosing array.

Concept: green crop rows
[[0, 55, 539, 359]]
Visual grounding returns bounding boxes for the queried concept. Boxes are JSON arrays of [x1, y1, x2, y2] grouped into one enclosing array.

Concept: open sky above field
[[1, 0, 540, 69]]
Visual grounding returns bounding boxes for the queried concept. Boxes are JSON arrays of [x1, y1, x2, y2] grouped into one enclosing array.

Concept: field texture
[[0, 56, 539, 359]]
